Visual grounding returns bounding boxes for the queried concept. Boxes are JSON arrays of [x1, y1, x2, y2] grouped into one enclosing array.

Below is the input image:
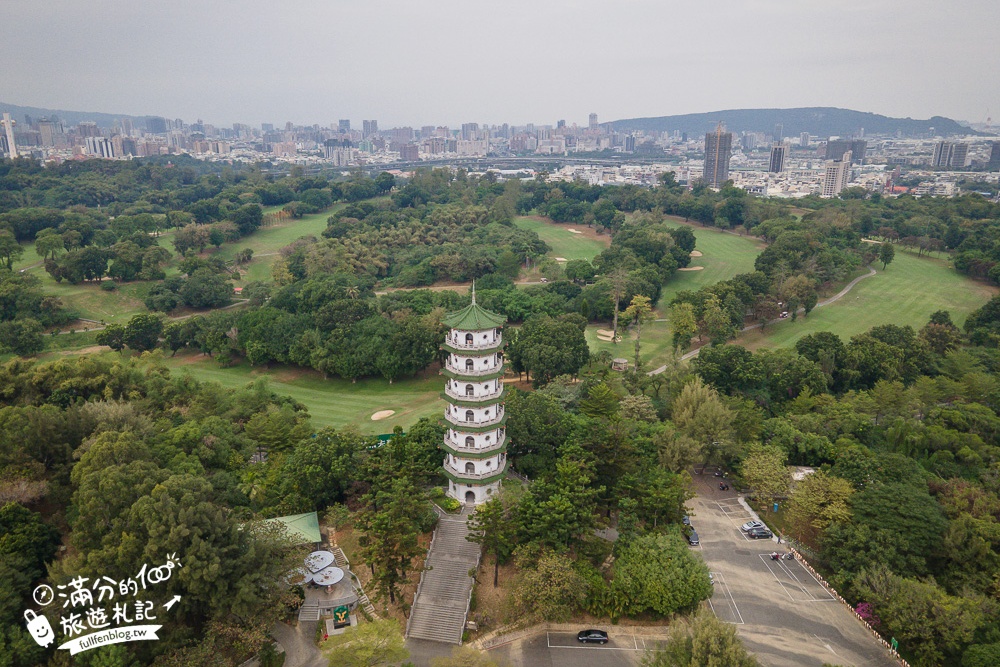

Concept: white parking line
[[545, 633, 643, 651], [707, 572, 745, 624], [758, 555, 835, 602]]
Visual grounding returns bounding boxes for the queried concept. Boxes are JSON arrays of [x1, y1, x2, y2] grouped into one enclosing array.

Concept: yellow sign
[[333, 606, 349, 628]]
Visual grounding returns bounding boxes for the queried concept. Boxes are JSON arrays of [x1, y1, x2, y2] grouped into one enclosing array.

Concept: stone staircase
[[406, 507, 481, 644], [297, 600, 320, 622], [330, 544, 378, 619]]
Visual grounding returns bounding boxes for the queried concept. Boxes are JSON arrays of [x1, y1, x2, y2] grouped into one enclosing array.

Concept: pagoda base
[[447, 479, 501, 505]]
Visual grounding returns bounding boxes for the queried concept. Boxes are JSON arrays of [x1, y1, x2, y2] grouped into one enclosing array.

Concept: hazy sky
[[6, 0, 999, 128]]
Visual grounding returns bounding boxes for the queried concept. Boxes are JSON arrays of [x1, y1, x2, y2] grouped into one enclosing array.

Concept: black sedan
[[577, 629, 609, 644], [747, 527, 774, 539]]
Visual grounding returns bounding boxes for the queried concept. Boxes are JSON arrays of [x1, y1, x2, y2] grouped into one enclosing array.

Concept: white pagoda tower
[[440, 290, 508, 505]]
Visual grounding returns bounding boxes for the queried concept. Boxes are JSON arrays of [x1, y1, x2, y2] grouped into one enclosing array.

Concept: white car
[[741, 520, 765, 532]]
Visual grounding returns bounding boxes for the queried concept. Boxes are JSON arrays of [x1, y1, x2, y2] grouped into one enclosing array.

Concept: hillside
[[606, 106, 980, 138], [0, 101, 155, 129]]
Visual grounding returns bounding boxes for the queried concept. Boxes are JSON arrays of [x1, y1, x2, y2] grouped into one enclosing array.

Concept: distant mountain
[[0, 101, 154, 129], [606, 107, 981, 139]]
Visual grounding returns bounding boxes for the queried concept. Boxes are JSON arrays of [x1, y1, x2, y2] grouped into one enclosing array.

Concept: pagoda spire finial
[[471, 280, 476, 305]]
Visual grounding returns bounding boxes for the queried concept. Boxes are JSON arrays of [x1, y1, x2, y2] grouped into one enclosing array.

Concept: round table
[[312, 566, 345, 586], [305, 551, 335, 573]]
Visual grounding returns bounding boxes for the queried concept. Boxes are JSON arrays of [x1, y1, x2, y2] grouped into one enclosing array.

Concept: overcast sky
[[5, 0, 999, 128]]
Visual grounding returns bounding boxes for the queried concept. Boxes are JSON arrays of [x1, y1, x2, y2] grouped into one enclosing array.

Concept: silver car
[[741, 520, 764, 532]]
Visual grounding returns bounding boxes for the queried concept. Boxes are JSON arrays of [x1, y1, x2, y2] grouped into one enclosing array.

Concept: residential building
[[362, 119, 378, 138], [589, 113, 599, 130], [704, 123, 733, 187], [822, 150, 852, 197], [85, 136, 115, 158], [989, 142, 1000, 171], [338, 119, 350, 133], [826, 139, 867, 164], [932, 141, 969, 168], [769, 142, 789, 173], [399, 144, 419, 161], [800, 132, 810, 147]]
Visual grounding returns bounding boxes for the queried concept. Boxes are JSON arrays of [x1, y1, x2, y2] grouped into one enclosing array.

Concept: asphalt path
[[689, 473, 899, 667]]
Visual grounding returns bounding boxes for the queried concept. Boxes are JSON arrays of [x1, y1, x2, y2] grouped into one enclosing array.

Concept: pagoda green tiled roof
[[441, 302, 506, 331]]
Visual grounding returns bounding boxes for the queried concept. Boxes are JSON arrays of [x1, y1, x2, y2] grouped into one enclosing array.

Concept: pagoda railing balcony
[[445, 336, 503, 351], [444, 407, 505, 428], [443, 434, 506, 456], [444, 384, 505, 402], [444, 458, 508, 480], [444, 362, 503, 377]]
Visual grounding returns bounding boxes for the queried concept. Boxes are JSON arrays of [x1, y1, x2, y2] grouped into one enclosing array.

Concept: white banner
[[58, 625, 162, 655]]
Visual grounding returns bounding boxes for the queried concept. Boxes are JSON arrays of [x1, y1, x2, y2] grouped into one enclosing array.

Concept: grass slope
[[658, 217, 764, 304], [513, 216, 609, 261], [162, 351, 445, 434], [738, 249, 997, 350]]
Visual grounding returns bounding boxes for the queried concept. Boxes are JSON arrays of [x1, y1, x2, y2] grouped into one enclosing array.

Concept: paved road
[[271, 621, 326, 667], [689, 473, 898, 667], [486, 631, 662, 667]]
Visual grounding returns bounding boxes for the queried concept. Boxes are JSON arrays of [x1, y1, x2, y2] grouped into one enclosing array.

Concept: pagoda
[[440, 288, 508, 505]]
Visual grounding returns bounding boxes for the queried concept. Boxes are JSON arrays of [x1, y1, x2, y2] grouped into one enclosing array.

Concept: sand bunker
[[678, 266, 705, 271], [596, 329, 615, 337], [371, 410, 396, 421], [566, 228, 583, 234], [690, 250, 703, 257], [554, 257, 568, 262]]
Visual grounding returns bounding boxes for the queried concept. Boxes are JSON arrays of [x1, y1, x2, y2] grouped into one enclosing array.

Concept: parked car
[[578, 629, 609, 644], [682, 515, 691, 526], [687, 530, 700, 546], [741, 520, 765, 532], [747, 527, 773, 539]]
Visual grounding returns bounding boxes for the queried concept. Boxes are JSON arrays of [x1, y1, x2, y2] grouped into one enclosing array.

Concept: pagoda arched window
[[465, 333, 473, 344], [465, 384, 474, 396], [465, 359, 474, 371], [465, 410, 474, 422], [465, 462, 475, 474], [465, 436, 474, 447]]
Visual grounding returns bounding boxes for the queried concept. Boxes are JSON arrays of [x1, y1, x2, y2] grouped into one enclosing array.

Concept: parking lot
[[690, 473, 898, 667], [487, 631, 668, 667]]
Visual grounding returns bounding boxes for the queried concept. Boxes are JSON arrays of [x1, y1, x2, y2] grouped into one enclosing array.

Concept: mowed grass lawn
[[162, 351, 445, 434], [738, 249, 997, 350], [659, 217, 764, 304], [514, 216, 609, 261]]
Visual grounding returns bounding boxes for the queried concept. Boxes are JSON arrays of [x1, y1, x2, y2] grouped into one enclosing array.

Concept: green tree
[[784, 470, 854, 550], [643, 609, 760, 667], [0, 318, 45, 356], [510, 548, 586, 621], [739, 444, 790, 509], [122, 313, 163, 352], [607, 267, 629, 344], [700, 295, 737, 345], [95, 323, 126, 351], [670, 302, 697, 352], [671, 377, 735, 465], [34, 228, 64, 260], [325, 618, 408, 667], [466, 494, 517, 587], [0, 231, 23, 269], [879, 242, 895, 270], [614, 531, 712, 617], [624, 294, 655, 371]]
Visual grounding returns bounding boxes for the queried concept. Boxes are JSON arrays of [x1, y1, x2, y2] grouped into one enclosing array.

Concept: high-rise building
[[441, 290, 508, 505], [85, 136, 115, 158], [338, 119, 351, 133], [988, 142, 1000, 171], [774, 123, 783, 141], [399, 144, 419, 161], [362, 120, 378, 138], [589, 113, 598, 129], [624, 135, 636, 152], [800, 132, 810, 147], [557, 119, 566, 129], [146, 117, 168, 133], [1, 113, 17, 158], [769, 142, 789, 173], [704, 123, 733, 188], [826, 139, 867, 164], [932, 141, 969, 168], [261, 123, 274, 133], [822, 151, 852, 197]]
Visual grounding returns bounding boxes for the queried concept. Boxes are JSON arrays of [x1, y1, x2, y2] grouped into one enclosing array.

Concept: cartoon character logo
[[24, 610, 55, 647]]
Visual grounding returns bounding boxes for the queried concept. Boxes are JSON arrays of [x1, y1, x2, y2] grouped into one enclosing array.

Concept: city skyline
[[3, 0, 999, 128]]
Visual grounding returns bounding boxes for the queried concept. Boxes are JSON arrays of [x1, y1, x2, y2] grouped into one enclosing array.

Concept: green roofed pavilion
[[265, 511, 321, 545]]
